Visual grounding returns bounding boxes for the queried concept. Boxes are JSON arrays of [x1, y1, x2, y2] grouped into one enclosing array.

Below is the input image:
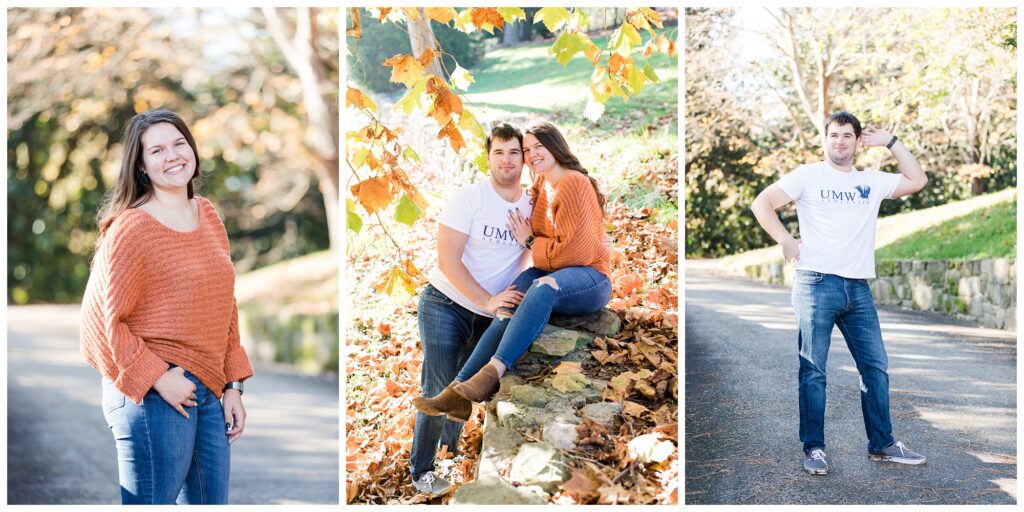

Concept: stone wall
[[744, 258, 1016, 331]]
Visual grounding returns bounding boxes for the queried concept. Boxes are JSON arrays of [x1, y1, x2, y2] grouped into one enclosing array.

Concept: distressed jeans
[[409, 284, 491, 480], [792, 270, 895, 454], [101, 368, 230, 504], [456, 266, 612, 382]]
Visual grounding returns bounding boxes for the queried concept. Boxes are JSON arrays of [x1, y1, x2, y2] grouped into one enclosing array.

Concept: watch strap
[[886, 135, 898, 149]]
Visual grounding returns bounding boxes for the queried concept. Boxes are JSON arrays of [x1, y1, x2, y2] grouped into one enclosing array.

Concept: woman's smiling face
[[523, 133, 555, 175], [140, 122, 196, 191]]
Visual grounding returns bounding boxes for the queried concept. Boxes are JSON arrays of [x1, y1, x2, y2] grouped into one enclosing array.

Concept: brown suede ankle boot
[[411, 383, 472, 422], [452, 364, 501, 402]]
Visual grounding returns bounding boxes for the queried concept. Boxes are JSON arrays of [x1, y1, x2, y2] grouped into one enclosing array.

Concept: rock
[[543, 421, 579, 450], [1005, 306, 1016, 331], [912, 284, 933, 310], [497, 375, 524, 398], [530, 325, 592, 357], [544, 396, 579, 415], [476, 421, 524, 480], [550, 309, 622, 337], [509, 385, 550, 407], [450, 476, 548, 505], [581, 402, 622, 427], [495, 401, 521, 427], [509, 442, 569, 493]]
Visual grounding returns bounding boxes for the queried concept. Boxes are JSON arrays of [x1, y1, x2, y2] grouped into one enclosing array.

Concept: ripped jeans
[[455, 266, 612, 382], [792, 270, 895, 454]]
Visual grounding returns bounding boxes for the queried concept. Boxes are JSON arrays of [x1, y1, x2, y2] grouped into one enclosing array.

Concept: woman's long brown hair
[[523, 120, 606, 216], [96, 109, 202, 238]]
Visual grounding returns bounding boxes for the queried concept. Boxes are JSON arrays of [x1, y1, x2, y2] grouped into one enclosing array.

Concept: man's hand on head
[[860, 126, 894, 148]]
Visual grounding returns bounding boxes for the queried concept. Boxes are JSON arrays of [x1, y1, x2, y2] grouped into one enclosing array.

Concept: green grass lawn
[[876, 199, 1016, 260], [463, 33, 678, 136]]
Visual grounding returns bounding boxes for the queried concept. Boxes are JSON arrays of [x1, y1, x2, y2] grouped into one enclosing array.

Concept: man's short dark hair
[[486, 122, 523, 153], [824, 111, 862, 138]]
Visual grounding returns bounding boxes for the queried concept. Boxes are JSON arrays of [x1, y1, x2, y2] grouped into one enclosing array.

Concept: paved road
[[685, 267, 1017, 505], [7, 305, 339, 505]]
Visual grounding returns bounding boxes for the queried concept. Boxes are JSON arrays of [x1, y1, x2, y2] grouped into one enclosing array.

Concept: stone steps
[[451, 309, 622, 504]]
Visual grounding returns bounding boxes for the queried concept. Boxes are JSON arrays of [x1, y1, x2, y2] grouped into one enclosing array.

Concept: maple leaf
[[639, 7, 664, 29], [550, 30, 590, 66], [615, 272, 644, 296], [350, 176, 395, 215], [346, 8, 362, 39], [425, 7, 457, 25], [552, 372, 590, 393], [346, 199, 362, 234], [415, 47, 437, 68], [346, 86, 376, 112], [437, 120, 465, 153], [394, 195, 422, 226], [608, 53, 629, 78], [552, 361, 583, 375], [395, 75, 427, 115], [534, 7, 570, 33], [622, 400, 650, 418], [584, 42, 601, 64], [376, 8, 392, 22], [470, 8, 504, 33], [382, 53, 423, 88], [496, 7, 526, 24], [426, 76, 463, 126], [611, 21, 642, 56]]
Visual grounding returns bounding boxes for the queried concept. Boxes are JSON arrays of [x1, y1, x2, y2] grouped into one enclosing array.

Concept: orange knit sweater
[[80, 196, 254, 404], [530, 171, 611, 279]]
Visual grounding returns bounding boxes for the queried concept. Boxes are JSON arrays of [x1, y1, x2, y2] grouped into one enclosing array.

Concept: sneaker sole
[[868, 454, 926, 465], [803, 466, 828, 475]]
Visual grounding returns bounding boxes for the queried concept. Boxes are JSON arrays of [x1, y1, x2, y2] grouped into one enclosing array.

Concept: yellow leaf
[[534, 7, 570, 33], [401, 7, 421, 21], [451, 65, 475, 91], [382, 53, 423, 88], [584, 42, 601, 64], [395, 75, 427, 115], [496, 7, 526, 24], [639, 7, 663, 28], [425, 7, 458, 25]]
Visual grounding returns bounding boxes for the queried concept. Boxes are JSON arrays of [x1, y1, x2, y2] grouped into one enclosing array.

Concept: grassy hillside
[[877, 199, 1016, 260]]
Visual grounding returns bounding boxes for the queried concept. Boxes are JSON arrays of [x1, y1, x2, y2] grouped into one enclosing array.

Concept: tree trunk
[[502, 19, 522, 45], [407, 8, 444, 78], [262, 7, 340, 253]]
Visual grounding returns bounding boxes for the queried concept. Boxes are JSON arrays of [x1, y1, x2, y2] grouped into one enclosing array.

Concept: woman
[[79, 109, 253, 504], [413, 120, 612, 418]]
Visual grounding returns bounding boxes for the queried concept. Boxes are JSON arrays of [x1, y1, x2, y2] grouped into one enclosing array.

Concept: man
[[409, 122, 533, 496], [751, 111, 929, 476]]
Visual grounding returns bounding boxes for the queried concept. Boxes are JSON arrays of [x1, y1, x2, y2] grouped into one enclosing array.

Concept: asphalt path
[[685, 267, 1017, 505], [7, 305, 339, 505]]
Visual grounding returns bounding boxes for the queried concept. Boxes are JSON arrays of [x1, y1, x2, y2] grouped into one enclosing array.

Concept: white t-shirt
[[778, 161, 902, 279], [427, 179, 533, 316]]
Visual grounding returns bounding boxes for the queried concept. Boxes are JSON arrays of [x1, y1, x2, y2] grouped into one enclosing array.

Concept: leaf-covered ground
[[345, 113, 679, 505]]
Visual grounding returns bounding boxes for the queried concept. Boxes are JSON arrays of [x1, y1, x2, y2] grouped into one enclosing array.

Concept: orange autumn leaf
[[427, 81, 464, 126], [346, 8, 362, 39], [608, 53, 630, 79], [425, 7, 458, 25], [384, 380, 402, 397], [382, 53, 423, 88], [376, 7, 392, 21], [615, 272, 644, 296], [350, 176, 396, 215], [470, 8, 504, 32], [416, 47, 438, 68], [437, 120, 465, 153], [346, 87, 375, 112]]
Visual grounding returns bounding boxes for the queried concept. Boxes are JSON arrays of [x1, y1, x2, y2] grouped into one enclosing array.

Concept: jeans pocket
[[794, 270, 823, 285], [422, 286, 454, 306], [101, 379, 127, 415]]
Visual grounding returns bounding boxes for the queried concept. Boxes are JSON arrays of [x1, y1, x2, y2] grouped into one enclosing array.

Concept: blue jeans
[[410, 284, 492, 479], [792, 270, 895, 454], [456, 266, 612, 382], [102, 368, 230, 504]]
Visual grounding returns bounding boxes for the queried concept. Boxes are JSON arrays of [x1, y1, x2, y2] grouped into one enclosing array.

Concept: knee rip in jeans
[[534, 276, 560, 290]]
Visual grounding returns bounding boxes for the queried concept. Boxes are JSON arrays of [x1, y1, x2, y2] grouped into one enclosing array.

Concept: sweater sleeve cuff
[[224, 345, 255, 383], [116, 349, 170, 404], [531, 236, 553, 268]]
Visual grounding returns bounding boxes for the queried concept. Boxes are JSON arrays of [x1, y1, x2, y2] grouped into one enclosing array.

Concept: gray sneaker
[[412, 472, 452, 497], [803, 448, 829, 475], [869, 440, 926, 465]]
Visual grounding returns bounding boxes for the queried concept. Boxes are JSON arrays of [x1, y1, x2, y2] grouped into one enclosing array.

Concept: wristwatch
[[886, 135, 898, 149], [524, 235, 536, 249], [223, 380, 244, 395]]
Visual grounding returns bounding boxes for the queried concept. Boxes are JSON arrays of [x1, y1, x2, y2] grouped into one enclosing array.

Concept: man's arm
[[750, 183, 800, 263], [861, 126, 928, 199], [437, 224, 522, 314]]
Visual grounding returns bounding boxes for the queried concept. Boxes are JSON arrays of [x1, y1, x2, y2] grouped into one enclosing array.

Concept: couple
[[409, 120, 612, 496]]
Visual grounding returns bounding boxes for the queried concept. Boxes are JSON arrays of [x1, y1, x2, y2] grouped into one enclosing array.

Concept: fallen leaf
[[622, 400, 650, 418], [561, 470, 599, 502], [552, 361, 583, 375], [552, 372, 590, 393]]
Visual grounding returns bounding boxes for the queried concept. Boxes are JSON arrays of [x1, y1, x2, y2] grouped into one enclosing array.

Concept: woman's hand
[[222, 389, 246, 444], [483, 284, 524, 314], [152, 366, 197, 418], [507, 207, 533, 247]]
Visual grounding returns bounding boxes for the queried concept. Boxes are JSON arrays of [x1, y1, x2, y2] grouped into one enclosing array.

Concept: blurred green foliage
[[7, 8, 337, 304]]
